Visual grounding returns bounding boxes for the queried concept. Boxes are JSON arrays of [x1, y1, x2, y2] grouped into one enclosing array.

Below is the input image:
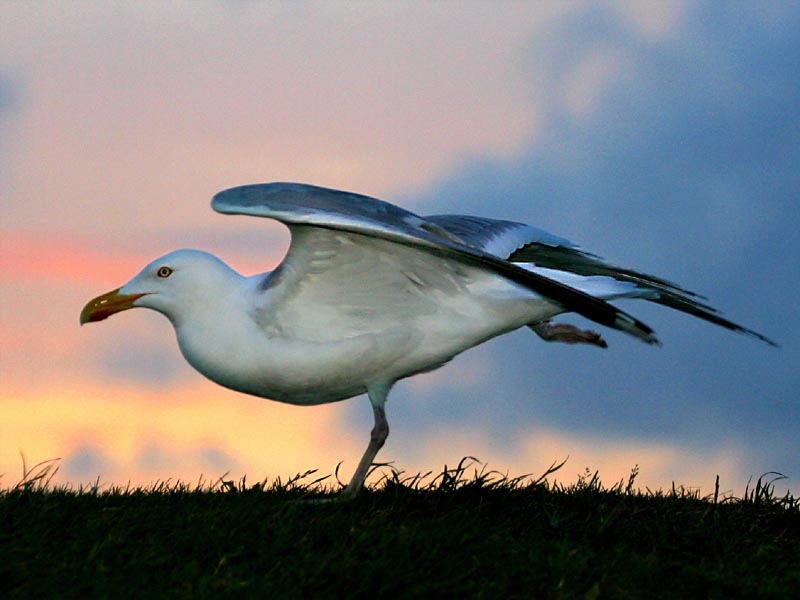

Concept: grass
[[2, 458, 798, 599]]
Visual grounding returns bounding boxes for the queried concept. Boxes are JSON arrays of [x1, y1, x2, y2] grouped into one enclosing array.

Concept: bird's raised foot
[[529, 320, 608, 348]]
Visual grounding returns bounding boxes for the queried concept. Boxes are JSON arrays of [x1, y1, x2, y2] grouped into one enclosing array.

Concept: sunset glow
[[2, 3, 797, 496]]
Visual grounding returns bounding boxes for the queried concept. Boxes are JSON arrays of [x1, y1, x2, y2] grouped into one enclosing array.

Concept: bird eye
[[157, 266, 173, 278]]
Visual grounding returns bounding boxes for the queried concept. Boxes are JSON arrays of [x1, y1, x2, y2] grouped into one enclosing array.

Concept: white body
[[128, 235, 566, 406]]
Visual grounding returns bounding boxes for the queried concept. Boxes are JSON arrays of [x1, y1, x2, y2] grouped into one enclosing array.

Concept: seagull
[[80, 182, 775, 498]]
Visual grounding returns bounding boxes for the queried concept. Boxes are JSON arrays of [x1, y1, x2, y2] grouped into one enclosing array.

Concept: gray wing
[[424, 214, 576, 256], [211, 183, 658, 343], [426, 214, 777, 346]]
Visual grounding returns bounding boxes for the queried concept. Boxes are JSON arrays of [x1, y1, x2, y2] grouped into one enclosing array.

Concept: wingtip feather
[[614, 313, 661, 345]]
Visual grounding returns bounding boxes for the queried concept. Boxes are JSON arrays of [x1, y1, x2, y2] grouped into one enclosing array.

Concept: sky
[[2, 2, 798, 496]]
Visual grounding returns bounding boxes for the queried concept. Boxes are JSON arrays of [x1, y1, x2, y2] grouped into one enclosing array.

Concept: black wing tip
[[739, 327, 779, 348], [629, 307, 778, 348], [610, 312, 661, 345]]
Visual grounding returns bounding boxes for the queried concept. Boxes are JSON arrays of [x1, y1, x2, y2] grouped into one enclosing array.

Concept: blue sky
[[1, 2, 797, 493]]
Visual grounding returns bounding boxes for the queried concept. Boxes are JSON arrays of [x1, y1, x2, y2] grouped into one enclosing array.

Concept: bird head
[[80, 249, 237, 326]]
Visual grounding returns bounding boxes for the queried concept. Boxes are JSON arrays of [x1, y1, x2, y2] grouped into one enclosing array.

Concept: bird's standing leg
[[340, 383, 391, 500], [529, 319, 608, 348]]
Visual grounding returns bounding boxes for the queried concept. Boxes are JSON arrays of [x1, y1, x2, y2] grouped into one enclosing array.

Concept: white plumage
[[81, 183, 774, 497]]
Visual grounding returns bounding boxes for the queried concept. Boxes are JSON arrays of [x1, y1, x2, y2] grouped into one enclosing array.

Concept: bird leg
[[529, 320, 608, 348], [340, 386, 390, 500]]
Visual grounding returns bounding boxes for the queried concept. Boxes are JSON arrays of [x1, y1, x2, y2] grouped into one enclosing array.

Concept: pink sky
[[2, 3, 792, 496]]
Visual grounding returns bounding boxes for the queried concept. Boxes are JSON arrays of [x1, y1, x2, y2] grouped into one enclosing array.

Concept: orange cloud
[[0, 231, 144, 286], [0, 381, 364, 489]]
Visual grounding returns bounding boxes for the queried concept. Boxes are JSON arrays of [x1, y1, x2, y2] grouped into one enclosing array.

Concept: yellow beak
[[80, 288, 147, 325]]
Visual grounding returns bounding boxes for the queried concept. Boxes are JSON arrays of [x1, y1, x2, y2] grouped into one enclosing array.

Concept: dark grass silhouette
[[2, 457, 798, 599]]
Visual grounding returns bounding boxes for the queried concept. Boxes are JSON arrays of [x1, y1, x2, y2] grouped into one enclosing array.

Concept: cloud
[[394, 3, 799, 487], [64, 444, 116, 482]]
